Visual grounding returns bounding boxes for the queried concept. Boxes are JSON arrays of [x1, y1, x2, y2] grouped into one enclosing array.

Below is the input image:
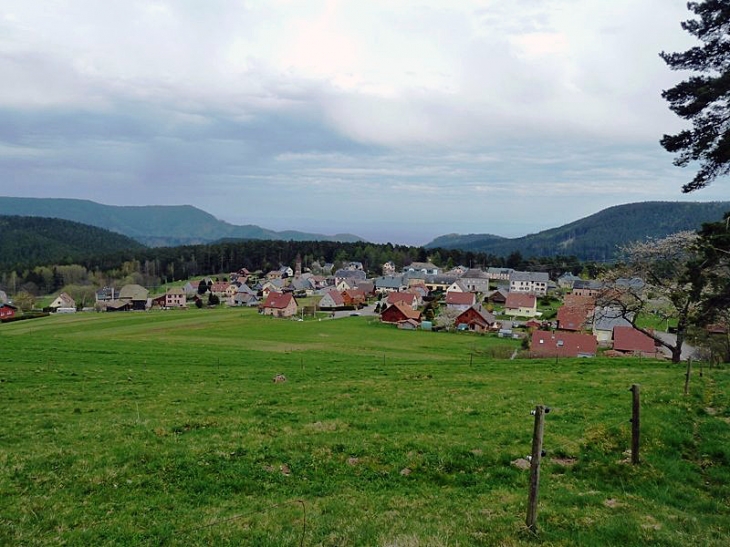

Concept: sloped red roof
[[344, 288, 366, 299], [612, 326, 656, 353], [562, 294, 595, 312], [263, 291, 295, 310], [531, 331, 597, 358], [446, 291, 476, 305], [387, 292, 418, 306], [505, 292, 536, 309], [557, 306, 587, 331], [322, 290, 345, 306], [382, 301, 421, 322], [210, 282, 230, 293]]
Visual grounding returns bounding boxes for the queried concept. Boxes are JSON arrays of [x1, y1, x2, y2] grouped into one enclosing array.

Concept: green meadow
[[1, 309, 728, 546]]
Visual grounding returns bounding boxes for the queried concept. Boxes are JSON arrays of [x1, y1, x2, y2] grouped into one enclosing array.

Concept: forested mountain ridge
[[425, 201, 730, 261], [0, 197, 363, 246], [0, 216, 146, 270]]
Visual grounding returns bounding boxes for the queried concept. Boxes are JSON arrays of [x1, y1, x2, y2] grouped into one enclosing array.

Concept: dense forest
[[0, 216, 145, 271], [426, 201, 730, 260]]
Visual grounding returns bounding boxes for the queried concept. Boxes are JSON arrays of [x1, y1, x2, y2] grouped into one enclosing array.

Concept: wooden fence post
[[526, 404, 546, 532], [684, 358, 692, 396], [630, 384, 640, 465]]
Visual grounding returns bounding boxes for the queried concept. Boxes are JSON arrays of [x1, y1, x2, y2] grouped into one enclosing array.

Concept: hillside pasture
[[1, 309, 729, 546]]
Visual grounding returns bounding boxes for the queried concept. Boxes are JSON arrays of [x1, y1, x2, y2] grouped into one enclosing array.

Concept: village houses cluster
[[0, 257, 660, 359]]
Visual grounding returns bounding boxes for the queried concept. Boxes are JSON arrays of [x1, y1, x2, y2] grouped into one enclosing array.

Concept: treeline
[[0, 238, 594, 298]]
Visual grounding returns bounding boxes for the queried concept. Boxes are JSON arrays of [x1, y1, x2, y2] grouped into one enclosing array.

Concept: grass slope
[[0, 197, 362, 246], [1, 309, 728, 546], [425, 201, 730, 261]]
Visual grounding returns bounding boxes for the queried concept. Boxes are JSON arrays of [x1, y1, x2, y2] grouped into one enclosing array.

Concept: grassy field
[[1, 308, 729, 546]]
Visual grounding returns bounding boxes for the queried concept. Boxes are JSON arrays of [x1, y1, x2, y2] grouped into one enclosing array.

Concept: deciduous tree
[[598, 231, 705, 363]]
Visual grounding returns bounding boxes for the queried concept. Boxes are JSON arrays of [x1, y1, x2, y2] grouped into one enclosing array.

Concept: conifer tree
[[660, 1, 730, 191]]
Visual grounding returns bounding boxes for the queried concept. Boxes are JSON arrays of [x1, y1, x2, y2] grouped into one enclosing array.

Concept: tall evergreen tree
[[660, 1, 730, 192]]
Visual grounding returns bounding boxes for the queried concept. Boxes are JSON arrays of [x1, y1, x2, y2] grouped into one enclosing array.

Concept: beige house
[[262, 292, 298, 318], [504, 293, 539, 317], [164, 288, 187, 308], [49, 292, 76, 310]]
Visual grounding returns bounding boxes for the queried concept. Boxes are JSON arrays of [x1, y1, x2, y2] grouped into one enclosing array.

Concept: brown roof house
[[556, 306, 588, 331], [262, 291, 298, 318], [445, 291, 476, 313], [504, 293, 538, 317], [386, 292, 420, 310], [531, 331, 597, 358], [342, 288, 367, 307], [381, 301, 421, 325], [455, 305, 496, 333], [612, 326, 658, 357]]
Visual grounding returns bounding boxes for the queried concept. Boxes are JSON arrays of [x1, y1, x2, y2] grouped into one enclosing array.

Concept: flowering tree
[[598, 231, 705, 363]]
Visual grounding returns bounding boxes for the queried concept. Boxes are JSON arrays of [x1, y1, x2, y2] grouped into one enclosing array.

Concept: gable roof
[[118, 284, 148, 301], [505, 292, 536, 309], [593, 307, 633, 331], [387, 292, 419, 306], [263, 292, 295, 310], [510, 271, 549, 283], [460, 269, 489, 279], [531, 331, 597, 358], [386, 301, 421, 321], [374, 276, 405, 289], [322, 289, 345, 306], [446, 292, 476, 306], [556, 306, 587, 331], [456, 305, 496, 326], [613, 326, 656, 353]]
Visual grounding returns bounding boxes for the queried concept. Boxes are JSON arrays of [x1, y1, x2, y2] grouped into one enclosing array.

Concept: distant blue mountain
[[0, 197, 363, 247]]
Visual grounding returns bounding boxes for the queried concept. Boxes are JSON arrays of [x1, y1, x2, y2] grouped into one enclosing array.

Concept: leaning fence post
[[630, 384, 640, 465], [684, 358, 692, 396], [526, 404, 547, 532]]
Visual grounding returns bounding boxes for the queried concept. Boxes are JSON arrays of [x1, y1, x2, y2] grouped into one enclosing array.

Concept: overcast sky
[[0, 1, 727, 245]]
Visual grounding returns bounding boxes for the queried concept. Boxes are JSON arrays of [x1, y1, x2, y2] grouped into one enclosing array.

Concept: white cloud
[[0, 0, 724, 246]]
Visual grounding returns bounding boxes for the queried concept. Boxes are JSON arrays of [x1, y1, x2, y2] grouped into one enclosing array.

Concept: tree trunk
[[673, 314, 688, 364]]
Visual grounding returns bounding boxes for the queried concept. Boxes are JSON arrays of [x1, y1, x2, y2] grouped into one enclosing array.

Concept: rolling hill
[[0, 216, 146, 270], [0, 197, 363, 247], [425, 201, 730, 261]]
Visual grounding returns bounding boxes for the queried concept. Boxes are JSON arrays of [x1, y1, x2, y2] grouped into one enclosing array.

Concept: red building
[[612, 326, 657, 355], [455, 306, 496, 332], [531, 331, 597, 358], [0, 303, 18, 320], [381, 301, 421, 325]]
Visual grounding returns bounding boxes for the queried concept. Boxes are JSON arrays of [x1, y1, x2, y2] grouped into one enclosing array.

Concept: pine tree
[[660, 1, 730, 192]]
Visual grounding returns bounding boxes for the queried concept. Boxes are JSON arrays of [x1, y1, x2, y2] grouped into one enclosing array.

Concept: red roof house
[[504, 293, 538, 317], [386, 292, 420, 310], [455, 305, 496, 332], [342, 288, 366, 307], [262, 292, 298, 318], [556, 306, 588, 331], [445, 291, 476, 311], [612, 326, 657, 355], [381, 301, 421, 324], [531, 331, 597, 358]]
